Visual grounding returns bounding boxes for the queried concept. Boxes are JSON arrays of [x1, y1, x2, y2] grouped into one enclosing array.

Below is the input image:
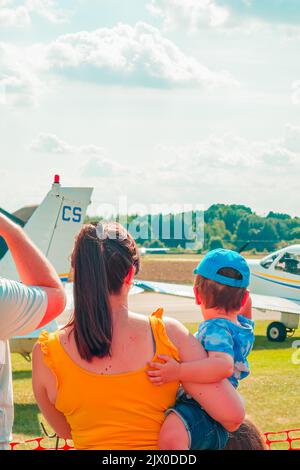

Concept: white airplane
[[248, 246, 300, 341], [134, 245, 300, 343]]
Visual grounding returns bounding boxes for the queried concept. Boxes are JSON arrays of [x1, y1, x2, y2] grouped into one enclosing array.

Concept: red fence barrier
[[10, 437, 74, 451], [264, 429, 300, 450], [9, 429, 300, 450]]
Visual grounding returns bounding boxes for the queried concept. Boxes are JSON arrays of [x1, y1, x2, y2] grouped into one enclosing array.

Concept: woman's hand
[[147, 355, 180, 385]]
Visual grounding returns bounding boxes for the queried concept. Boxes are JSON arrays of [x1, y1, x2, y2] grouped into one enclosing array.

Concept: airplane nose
[[246, 259, 260, 293]]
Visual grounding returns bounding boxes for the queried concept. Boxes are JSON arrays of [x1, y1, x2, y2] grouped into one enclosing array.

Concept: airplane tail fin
[[0, 176, 93, 282]]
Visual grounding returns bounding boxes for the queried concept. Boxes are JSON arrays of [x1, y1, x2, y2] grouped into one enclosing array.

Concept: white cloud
[[82, 156, 127, 179], [147, 0, 230, 31], [30, 133, 73, 153], [292, 80, 300, 105], [23, 126, 300, 215], [143, 129, 299, 213], [0, 1, 30, 27], [29, 133, 128, 178], [44, 22, 238, 89], [285, 124, 300, 152], [155, 131, 299, 179], [30, 133, 107, 156], [0, 0, 67, 27], [0, 43, 46, 106], [147, 0, 300, 36], [26, 0, 67, 23], [0, 22, 239, 107], [31, 127, 299, 189], [259, 146, 296, 167]]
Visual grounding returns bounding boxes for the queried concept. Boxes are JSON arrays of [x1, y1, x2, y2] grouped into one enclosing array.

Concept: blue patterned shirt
[[195, 315, 255, 388]]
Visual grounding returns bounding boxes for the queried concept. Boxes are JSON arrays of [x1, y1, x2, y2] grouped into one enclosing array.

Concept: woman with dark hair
[[32, 222, 245, 450]]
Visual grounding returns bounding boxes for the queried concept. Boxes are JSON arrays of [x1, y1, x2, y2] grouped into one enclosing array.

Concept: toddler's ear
[[241, 290, 250, 307], [193, 285, 202, 305]]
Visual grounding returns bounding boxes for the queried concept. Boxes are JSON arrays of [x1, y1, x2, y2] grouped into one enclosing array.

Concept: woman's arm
[[164, 317, 245, 432], [32, 343, 72, 439], [0, 214, 66, 327]]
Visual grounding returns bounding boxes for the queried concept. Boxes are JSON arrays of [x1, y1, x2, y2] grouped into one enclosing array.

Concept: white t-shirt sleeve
[[0, 278, 48, 340]]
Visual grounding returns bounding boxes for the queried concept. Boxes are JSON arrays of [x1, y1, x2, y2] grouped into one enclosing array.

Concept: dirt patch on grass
[[137, 258, 197, 284]]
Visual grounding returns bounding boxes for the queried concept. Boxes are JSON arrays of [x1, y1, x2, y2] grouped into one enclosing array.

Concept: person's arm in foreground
[[0, 213, 66, 330], [32, 343, 72, 439], [164, 318, 244, 432]]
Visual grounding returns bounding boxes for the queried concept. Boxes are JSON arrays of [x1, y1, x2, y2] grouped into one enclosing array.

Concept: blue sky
[[0, 0, 300, 216], [217, 0, 300, 24]]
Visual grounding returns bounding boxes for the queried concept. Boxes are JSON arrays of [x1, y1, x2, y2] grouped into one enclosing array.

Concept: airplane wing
[[134, 280, 194, 298], [134, 280, 300, 316], [250, 293, 300, 315]]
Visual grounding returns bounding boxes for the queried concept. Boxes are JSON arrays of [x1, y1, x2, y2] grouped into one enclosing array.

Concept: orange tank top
[[38, 309, 180, 450]]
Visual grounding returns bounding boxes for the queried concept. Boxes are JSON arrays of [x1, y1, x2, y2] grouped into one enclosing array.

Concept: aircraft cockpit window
[[260, 253, 279, 269], [275, 253, 300, 276]]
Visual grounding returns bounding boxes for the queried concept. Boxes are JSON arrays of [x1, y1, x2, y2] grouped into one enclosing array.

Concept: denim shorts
[[166, 394, 229, 450]]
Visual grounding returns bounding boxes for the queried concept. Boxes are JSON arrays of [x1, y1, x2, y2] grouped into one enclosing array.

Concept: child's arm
[[147, 351, 234, 385], [162, 317, 245, 432], [148, 321, 235, 385]]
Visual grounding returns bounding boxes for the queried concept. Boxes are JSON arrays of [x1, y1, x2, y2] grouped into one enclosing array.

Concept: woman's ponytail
[[70, 223, 139, 361]]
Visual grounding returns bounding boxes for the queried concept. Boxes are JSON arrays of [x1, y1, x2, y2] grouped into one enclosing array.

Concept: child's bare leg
[[158, 412, 189, 450]]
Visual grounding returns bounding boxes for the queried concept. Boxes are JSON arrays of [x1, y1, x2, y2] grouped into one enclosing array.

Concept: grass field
[[11, 320, 300, 449]]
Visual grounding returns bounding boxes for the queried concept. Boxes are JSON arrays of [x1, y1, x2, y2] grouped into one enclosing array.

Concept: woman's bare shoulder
[[163, 316, 206, 361], [128, 311, 150, 322], [32, 340, 56, 390], [127, 311, 153, 333], [163, 316, 189, 343], [57, 325, 73, 342], [129, 311, 188, 335]]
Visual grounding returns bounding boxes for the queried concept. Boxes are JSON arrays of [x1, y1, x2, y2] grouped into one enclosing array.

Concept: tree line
[[85, 204, 300, 253]]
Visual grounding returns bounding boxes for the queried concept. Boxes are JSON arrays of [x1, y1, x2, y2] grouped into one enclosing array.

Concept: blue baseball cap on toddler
[[194, 249, 250, 289]]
